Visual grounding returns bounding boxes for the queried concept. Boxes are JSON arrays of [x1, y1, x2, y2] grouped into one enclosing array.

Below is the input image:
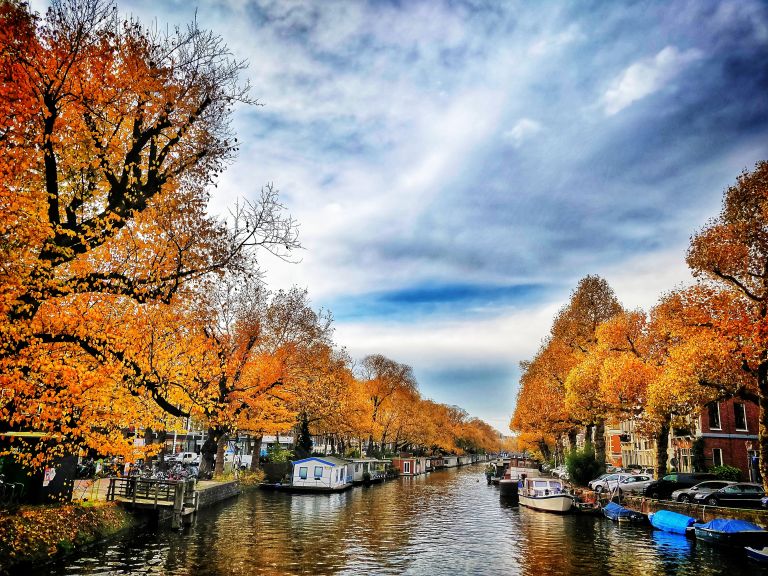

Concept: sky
[[32, 0, 768, 433]]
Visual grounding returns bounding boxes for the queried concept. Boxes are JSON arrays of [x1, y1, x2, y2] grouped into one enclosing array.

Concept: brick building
[[671, 398, 759, 481]]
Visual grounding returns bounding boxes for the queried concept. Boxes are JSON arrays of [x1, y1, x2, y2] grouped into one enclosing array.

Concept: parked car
[[588, 474, 611, 490], [671, 480, 737, 503], [174, 452, 200, 465], [592, 473, 634, 493], [617, 474, 654, 495], [643, 472, 718, 500], [551, 465, 569, 479], [692, 482, 765, 508]]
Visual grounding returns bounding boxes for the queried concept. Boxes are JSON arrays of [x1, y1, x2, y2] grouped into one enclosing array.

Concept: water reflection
[[44, 467, 762, 576]]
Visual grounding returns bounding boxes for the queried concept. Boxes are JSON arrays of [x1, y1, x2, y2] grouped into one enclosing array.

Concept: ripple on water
[[42, 467, 764, 576]]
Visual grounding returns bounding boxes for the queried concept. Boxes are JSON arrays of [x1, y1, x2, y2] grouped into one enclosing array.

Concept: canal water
[[44, 465, 762, 575]]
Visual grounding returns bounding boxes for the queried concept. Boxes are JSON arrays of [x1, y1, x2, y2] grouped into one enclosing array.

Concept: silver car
[[670, 480, 736, 503], [617, 474, 654, 495]]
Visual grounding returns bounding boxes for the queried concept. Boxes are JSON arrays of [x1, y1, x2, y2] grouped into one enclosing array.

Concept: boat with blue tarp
[[746, 546, 768, 563], [694, 518, 768, 547], [601, 501, 646, 523], [649, 510, 696, 535]]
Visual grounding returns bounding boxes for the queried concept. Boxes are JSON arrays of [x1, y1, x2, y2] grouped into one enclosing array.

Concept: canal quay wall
[[621, 495, 768, 526], [195, 480, 242, 509]]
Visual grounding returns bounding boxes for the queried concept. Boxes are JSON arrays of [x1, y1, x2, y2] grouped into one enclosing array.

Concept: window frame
[[734, 402, 748, 432], [712, 448, 723, 468], [314, 466, 324, 479], [299, 466, 308, 480], [708, 403, 722, 430]]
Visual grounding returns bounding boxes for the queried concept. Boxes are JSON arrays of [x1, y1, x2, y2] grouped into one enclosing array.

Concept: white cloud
[[503, 118, 543, 148], [602, 46, 703, 116]]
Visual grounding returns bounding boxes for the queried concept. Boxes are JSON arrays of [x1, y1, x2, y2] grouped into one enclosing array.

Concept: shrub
[[566, 446, 603, 487], [709, 465, 742, 481], [266, 446, 292, 463]]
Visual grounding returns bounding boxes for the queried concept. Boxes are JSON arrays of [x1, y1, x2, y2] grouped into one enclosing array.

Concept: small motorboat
[[602, 501, 646, 523], [649, 510, 696, 536], [518, 477, 574, 513], [694, 518, 768, 548], [745, 546, 768, 562]]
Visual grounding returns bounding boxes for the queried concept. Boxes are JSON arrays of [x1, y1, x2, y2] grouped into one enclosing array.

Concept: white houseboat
[[348, 458, 390, 484], [290, 456, 353, 492]]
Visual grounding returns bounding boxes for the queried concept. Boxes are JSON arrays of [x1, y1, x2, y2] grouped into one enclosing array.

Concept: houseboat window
[[355, 464, 360, 472], [708, 403, 721, 430], [299, 467, 308, 480], [533, 480, 549, 488], [712, 448, 723, 467], [734, 402, 747, 431], [314, 466, 323, 479], [403, 462, 410, 473]]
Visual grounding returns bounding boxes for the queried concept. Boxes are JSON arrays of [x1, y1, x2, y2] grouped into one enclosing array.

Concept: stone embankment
[[621, 495, 768, 526]]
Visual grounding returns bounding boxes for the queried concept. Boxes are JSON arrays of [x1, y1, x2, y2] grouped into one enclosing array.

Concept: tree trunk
[[585, 424, 594, 447], [538, 440, 551, 461], [655, 415, 671, 480], [198, 427, 222, 479], [567, 429, 577, 451], [250, 435, 263, 471], [758, 359, 768, 491], [594, 419, 606, 473], [214, 433, 228, 477]]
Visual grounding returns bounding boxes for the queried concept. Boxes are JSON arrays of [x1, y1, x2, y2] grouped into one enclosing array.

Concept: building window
[[314, 466, 323, 479], [734, 402, 748, 431], [712, 448, 723, 468], [708, 403, 721, 430], [403, 461, 410, 473], [299, 467, 308, 480]]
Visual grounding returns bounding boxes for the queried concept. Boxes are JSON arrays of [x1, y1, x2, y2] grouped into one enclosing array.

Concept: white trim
[[712, 448, 723, 468]]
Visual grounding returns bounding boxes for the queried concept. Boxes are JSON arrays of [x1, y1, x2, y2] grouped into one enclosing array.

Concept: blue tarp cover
[[697, 518, 764, 533], [605, 502, 628, 515], [651, 510, 695, 534]]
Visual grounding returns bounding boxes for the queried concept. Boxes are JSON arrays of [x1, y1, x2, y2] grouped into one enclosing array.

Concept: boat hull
[[694, 527, 768, 548], [519, 494, 573, 513], [746, 546, 768, 562], [499, 479, 519, 498]]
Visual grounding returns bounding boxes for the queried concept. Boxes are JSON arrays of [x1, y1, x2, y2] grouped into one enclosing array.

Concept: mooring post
[[172, 481, 184, 529]]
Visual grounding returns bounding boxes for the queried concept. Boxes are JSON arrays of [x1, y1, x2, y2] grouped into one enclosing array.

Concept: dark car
[[643, 473, 718, 500], [692, 482, 765, 508]]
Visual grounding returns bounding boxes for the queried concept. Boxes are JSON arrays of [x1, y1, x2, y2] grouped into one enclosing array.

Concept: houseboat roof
[[292, 456, 350, 467], [348, 458, 391, 463]]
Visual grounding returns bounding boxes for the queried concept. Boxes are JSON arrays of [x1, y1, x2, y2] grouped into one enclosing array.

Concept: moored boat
[[601, 501, 646, 523], [694, 519, 768, 548], [518, 477, 574, 513], [649, 510, 696, 536], [745, 546, 768, 562]]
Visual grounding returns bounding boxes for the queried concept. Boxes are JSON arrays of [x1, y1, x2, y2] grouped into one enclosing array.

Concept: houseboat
[[348, 458, 390, 484], [443, 455, 459, 468], [289, 456, 353, 492], [391, 456, 423, 476], [518, 477, 574, 513]]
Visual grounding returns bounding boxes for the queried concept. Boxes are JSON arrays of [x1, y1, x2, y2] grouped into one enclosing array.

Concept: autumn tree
[[0, 0, 299, 465], [684, 161, 768, 485], [556, 275, 622, 468], [510, 338, 575, 459]]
